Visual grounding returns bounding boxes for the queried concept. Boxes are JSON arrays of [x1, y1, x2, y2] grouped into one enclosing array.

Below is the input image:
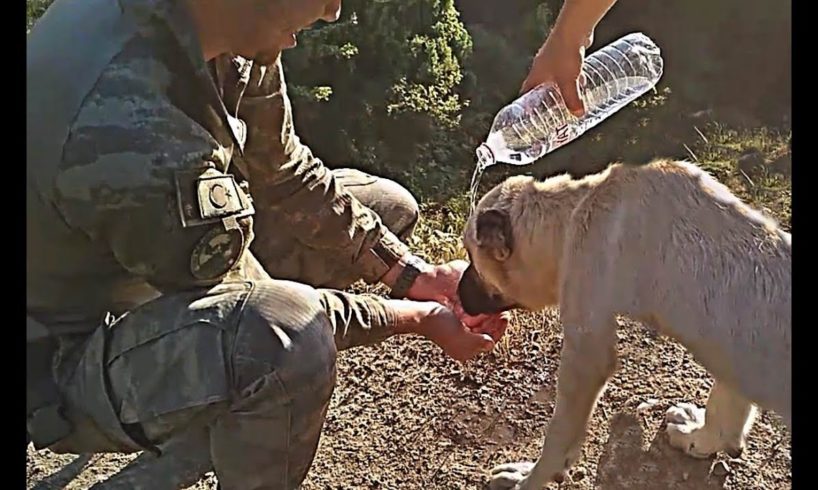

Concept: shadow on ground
[[30, 454, 94, 490], [594, 413, 725, 490], [478, 412, 726, 490]]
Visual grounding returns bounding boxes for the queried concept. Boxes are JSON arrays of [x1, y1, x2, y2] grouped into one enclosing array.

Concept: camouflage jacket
[[27, 0, 408, 333]]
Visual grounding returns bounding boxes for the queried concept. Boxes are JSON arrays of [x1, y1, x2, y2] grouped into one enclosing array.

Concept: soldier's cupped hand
[[403, 259, 511, 345], [391, 300, 496, 363]]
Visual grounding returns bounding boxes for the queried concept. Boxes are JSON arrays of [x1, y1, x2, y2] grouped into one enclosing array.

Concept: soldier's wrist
[[389, 300, 437, 336], [383, 253, 432, 298]]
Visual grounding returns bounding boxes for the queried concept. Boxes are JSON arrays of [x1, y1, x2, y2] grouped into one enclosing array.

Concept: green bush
[[27, 0, 52, 31], [27, 0, 789, 200], [283, 0, 474, 182]]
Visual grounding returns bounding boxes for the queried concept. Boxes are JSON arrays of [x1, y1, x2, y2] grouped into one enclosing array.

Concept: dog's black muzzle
[[457, 263, 519, 315]]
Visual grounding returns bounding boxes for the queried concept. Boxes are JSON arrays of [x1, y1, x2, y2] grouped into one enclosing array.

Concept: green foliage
[[283, 0, 475, 182], [27, 0, 52, 31], [27, 0, 790, 205]]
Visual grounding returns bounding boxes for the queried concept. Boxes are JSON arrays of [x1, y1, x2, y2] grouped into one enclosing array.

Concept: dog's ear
[[476, 208, 514, 261]]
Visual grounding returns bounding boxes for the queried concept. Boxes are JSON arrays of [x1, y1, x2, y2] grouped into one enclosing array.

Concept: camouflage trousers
[[47, 169, 419, 490]]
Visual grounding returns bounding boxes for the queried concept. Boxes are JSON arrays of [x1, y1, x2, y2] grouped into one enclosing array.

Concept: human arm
[[226, 56, 510, 328], [222, 55, 412, 286], [241, 253, 497, 362], [319, 290, 496, 362], [54, 60, 258, 293], [521, 0, 619, 115]]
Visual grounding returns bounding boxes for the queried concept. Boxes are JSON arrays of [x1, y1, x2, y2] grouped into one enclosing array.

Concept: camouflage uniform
[[27, 0, 419, 488]]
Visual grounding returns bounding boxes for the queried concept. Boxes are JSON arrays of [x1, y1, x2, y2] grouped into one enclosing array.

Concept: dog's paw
[[488, 462, 534, 490], [665, 403, 718, 459]]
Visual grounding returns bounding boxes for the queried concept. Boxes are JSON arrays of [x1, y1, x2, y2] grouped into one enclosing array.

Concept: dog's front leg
[[489, 316, 618, 490]]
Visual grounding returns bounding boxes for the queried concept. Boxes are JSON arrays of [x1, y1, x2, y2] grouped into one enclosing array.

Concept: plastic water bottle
[[477, 32, 663, 168], [469, 32, 663, 207]]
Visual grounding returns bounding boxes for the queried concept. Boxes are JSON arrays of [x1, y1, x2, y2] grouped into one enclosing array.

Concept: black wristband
[[389, 255, 428, 299]]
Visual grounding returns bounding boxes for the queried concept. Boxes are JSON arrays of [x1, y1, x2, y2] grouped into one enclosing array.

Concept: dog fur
[[458, 159, 791, 490]]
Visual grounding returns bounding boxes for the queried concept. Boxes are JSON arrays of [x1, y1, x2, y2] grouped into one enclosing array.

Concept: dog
[[458, 159, 791, 489]]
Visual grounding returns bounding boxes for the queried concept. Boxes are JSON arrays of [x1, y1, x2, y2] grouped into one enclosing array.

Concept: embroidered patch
[[189, 227, 245, 281], [175, 169, 254, 228]]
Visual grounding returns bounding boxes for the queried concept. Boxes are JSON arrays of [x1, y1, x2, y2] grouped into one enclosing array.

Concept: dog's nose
[[457, 265, 487, 315], [457, 265, 517, 315]]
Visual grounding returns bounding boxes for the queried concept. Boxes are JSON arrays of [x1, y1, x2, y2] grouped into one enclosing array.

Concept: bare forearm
[[522, 0, 619, 101], [553, 0, 618, 39]]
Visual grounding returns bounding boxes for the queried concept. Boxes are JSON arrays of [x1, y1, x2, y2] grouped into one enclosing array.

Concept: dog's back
[[570, 160, 791, 420]]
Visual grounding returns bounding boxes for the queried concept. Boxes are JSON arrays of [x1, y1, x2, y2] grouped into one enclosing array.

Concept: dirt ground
[[27, 307, 791, 490]]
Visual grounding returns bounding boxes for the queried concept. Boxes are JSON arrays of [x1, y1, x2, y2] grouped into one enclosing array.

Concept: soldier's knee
[[377, 178, 420, 240], [332, 168, 420, 239], [233, 281, 337, 394]]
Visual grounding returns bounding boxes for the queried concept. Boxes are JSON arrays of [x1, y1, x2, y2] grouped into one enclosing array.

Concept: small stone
[[689, 109, 714, 121], [637, 399, 659, 412], [572, 468, 586, 481], [738, 150, 765, 177], [770, 154, 791, 176], [712, 461, 731, 477]]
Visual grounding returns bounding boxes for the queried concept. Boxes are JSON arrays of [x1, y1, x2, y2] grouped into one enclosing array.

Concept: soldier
[[26, 0, 508, 488]]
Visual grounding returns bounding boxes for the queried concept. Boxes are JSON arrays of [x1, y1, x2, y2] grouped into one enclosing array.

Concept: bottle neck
[[476, 143, 496, 170]]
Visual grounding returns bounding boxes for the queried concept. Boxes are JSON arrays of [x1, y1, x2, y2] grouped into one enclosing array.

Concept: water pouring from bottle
[[468, 32, 663, 211]]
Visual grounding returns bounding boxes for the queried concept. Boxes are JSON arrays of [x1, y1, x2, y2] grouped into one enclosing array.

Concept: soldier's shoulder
[[61, 42, 220, 185], [69, 33, 177, 138], [56, 57, 223, 214]]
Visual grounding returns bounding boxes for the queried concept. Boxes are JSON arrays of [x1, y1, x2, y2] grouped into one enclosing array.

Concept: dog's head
[[458, 175, 578, 316], [458, 177, 529, 316], [458, 206, 521, 315]]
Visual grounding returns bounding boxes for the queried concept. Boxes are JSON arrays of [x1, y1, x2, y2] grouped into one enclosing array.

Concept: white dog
[[457, 159, 791, 489]]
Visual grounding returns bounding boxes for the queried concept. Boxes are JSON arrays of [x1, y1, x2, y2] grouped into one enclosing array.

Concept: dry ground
[[27, 125, 792, 490]]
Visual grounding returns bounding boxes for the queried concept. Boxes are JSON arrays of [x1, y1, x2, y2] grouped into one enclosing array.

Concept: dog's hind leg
[[665, 380, 757, 459], [489, 314, 618, 490]]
